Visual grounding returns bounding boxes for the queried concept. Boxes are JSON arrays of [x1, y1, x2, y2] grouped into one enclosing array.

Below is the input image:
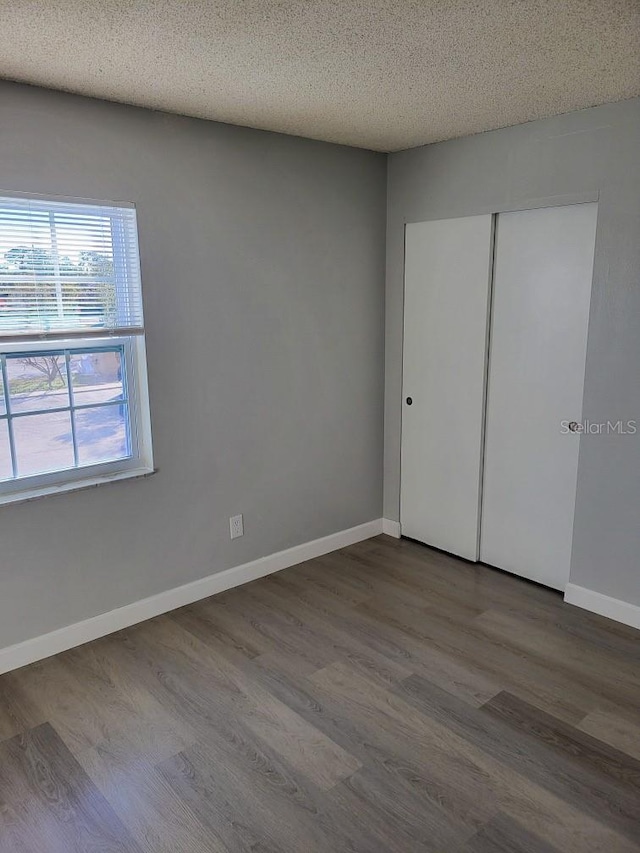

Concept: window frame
[[0, 192, 153, 505], [0, 335, 153, 503]]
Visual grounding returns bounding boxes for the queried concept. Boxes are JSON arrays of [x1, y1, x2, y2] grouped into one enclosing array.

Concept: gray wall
[[385, 97, 640, 606], [0, 81, 386, 649]]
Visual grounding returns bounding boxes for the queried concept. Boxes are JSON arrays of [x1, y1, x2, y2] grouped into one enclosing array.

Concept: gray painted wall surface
[[385, 97, 640, 606], [0, 81, 386, 648]]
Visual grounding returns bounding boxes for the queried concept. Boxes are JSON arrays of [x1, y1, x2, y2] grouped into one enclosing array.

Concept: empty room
[[0, 1, 639, 851]]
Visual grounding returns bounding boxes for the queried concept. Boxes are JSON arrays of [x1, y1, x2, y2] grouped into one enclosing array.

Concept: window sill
[[0, 467, 157, 507]]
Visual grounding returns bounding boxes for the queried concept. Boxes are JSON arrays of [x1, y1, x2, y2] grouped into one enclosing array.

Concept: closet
[[400, 203, 598, 590]]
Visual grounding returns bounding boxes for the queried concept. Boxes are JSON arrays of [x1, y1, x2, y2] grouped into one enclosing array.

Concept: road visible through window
[[0, 347, 130, 479]]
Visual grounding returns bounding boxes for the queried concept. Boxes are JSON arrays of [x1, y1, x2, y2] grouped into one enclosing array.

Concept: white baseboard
[[0, 518, 384, 676], [564, 583, 640, 631], [382, 518, 401, 538]]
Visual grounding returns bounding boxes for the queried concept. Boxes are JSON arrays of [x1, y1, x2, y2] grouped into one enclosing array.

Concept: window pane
[[0, 366, 6, 416], [70, 350, 124, 406], [0, 196, 143, 336], [75, 404, 130, 466], [6, 354, 69, 413], [0, 420, 12, 480], [13, 410, 74, 476]]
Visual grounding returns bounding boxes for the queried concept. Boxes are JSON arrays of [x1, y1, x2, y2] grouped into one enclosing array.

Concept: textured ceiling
[[0, 0, 638, 152]]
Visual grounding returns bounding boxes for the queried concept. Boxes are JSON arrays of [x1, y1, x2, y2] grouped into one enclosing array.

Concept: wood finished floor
[[1, 534, 640, 852]]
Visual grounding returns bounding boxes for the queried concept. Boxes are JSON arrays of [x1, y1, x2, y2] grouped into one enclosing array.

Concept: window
[[0, 193, 153, 502]]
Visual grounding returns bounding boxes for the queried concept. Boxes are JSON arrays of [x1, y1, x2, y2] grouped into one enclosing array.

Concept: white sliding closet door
[[401, 215, 493, 559], [480, 203, 597, 590]]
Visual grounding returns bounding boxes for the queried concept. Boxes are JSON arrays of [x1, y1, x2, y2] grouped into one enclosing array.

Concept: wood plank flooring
[[1, 534, 639, 852]]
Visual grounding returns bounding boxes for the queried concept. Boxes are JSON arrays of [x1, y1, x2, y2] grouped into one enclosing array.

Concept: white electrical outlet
[[230, 514, 244, 539]]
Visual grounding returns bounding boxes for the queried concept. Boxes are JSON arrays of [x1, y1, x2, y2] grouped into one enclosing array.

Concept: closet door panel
[[480, 203, 597, 589], [401, 215, 493, 559]]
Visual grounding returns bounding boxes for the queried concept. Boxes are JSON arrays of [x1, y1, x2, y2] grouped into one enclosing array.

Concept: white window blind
[[0, 195, 144, 340]]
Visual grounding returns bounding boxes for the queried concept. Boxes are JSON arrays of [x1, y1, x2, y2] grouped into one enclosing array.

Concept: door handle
[[406, 397, 413, 406]]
